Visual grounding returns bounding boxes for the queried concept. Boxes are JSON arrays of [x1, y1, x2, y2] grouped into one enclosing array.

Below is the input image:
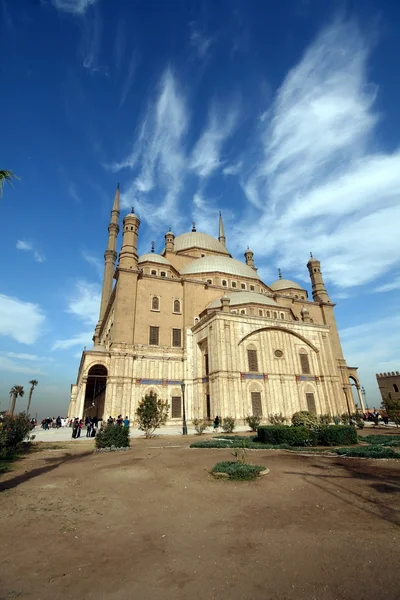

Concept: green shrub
[[268, 413, 287, 425], [361, 435, 400, 447], [0, 413, 34, 457], [135, 392, 169, 438], [291, 411, 319, 427], [319, 414, 332, 425], [222, 416, 236, 433], [340, 412, 351, 425], [245, 415, 263, 431], [211, 461, 265, 480], [191, 436, 288, 449], [314, 425, 357, 446], [334, 446, 399, 459], [192, 418, 211, 435], [258, 425, 311, 446], [95, 424, 130, 449]]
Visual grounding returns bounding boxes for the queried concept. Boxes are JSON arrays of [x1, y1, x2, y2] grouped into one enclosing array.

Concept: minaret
[[95, 184, 120, 341], [307, 253, 330, 302], [218, 211, 226, 246], [165, 227, 175, 253], [111, 207, 141, 347], [244, 246, 255, 269]]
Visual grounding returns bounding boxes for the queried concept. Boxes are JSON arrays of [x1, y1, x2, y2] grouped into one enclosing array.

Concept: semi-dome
[[269, 278, 304, 291], [173, 231, 230, 255], [138, 253, 171, 265], [180, 255, 261, 280], [207, 291, 277, 309]]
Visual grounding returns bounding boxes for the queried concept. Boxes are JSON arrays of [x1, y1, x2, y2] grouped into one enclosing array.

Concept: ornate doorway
[[83, 364, 108, 419]]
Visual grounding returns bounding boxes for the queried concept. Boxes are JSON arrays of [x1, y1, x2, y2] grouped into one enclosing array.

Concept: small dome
[[181, 255, 261, 280], [174, 231, 230, 255], [138, 253, 171, 265], [207, 291, 277, 309], [269, 278, 304, 291]]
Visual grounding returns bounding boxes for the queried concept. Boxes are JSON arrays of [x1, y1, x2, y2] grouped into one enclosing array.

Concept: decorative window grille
[[172, 328, 182, 348], [300, 353, 311, 374], [247, 349, 259, 372], [151, 296, 159, 311], [171, 396, 182, 418], [306, 392, 316, 413], [149, 326, 159, 345], [251, 392, 262, 416]]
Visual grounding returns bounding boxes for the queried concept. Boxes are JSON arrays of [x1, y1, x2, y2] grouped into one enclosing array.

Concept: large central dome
[[174, 232, 230, 255], [180, 255, 261, 280]]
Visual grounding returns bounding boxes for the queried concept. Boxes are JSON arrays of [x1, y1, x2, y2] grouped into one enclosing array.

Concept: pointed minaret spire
[[278, 268, 282, 280], [192, 221, 196, 232], [218, 211, 226, 247], [151, 241, 155, 253], [112, 183, 120, 213]]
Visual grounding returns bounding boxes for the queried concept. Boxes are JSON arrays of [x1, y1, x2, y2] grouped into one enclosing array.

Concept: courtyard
[[0, 434, 399, 600]]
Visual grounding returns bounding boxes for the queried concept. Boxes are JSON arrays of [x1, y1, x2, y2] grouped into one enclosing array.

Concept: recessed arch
[[83, 364, 107, 419], [239, 326, 319, 353]]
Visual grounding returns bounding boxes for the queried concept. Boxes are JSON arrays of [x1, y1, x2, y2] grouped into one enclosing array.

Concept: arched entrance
[[83, 364, 108, 419], [349, 375, 364, 412]]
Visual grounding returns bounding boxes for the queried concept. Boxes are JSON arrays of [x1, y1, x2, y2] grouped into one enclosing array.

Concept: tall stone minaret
[[218, 211, 226, 247], [307, 253, 330, 303], [111, 207, 141, 347], [94, 184, 120, 343]]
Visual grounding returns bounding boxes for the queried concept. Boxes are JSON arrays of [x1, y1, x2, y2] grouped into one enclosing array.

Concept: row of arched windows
[[151, 297, 181, 313], [246, 345, 311, 374]]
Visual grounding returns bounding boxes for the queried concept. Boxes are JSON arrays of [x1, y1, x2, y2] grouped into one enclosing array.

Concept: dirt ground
[[1, 433, 399, 600]]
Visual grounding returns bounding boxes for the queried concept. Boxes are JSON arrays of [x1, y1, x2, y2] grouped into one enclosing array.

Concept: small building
[[376, 372, 400, 403]]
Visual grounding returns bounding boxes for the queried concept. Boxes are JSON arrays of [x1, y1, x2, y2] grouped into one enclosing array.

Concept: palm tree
[[27, 380, 38, 414], [0, 170, 19, 197], [9, 385, 25, 417]]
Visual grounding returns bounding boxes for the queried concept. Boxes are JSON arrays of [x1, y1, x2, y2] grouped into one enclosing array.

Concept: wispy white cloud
[[5, 352, 54, 362], [51, 0, 99, 16], [16, 240, 46, 263], [0, 294, 46, 344], [82, 251, 103, 279], [190, 102, 239, 178], [119, 51, 139, 108], [190, 29, 215, 59], [0, 355, 46, 375], [81, 5, 108, 75], [374, 275, 400, 293], [66, 280, 101, 326], [53, 331, 93, 350], [236, 19, 400, 289], [223, 161, 242, 176], [113, 68, 189, 228], [68, 183, 82, 203]]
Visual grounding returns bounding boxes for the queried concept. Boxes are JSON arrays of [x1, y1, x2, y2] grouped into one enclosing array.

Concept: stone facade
[[68, 186, 362, 424], [376, 372, 400, 403]]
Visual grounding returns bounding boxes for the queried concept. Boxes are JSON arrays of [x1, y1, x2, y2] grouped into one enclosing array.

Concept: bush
[[192, 418, 211, 435], [334, 446, 399, 459], [319, 414, 332, 425], [361, 435, 400, 447], [257, 425, 357, 447], [291, 411, 319, 427], [221, 416, 236, 433], [258, 425, 312, 446], [340, 412, 351, 425], [268, 413, 287, 425], [245, 415, 262, 431], [211, 461, 265, 480], [0, 413, 34, 457], [95, 424, 130, 449], [135, 392, 169, 438], [313, 425, 357, 446]]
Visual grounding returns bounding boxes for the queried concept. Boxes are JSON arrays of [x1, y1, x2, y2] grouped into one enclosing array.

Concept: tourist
[[107, 415, 114, 425], [91, 420, 97, 437], [86, 419, 92, 438], [213, 415, 220, 430], [116, 414, 123, 426], [76, 419, 83, 438], [56, 416, 61, 429], [72, 418, 79, 439], [124, 416, 130, 428]]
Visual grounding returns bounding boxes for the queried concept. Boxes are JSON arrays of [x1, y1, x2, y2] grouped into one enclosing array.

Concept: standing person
[[86, 418, 92, 438], [56, 416, 61, 429], [213, 415, 220, 431], [107, 415, 114, 425], [116, 414, 123, 426], [72, 418, 78, 439], [124, 415, 130, 428], [91, 420, 97, 437]]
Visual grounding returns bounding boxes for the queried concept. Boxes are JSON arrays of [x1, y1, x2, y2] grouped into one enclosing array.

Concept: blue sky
[[1, 0, 400, 418]]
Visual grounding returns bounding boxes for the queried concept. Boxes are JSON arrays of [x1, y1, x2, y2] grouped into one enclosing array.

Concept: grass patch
[[191, 437, 291, 450], [211, 461, 265, 481], [333, 446, 399, 459], [360, 435, 400, 447]]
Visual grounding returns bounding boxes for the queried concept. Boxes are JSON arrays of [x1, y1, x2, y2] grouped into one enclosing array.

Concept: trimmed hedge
[[334, 446, 399, 459], [257, 425, 357, 447], [95, 424, 130, 449], [211, 461, 265, 480], [361, 435, 400, 447]]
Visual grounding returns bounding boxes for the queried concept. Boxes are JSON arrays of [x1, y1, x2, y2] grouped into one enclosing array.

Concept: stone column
[[356, 385, 365, 412]]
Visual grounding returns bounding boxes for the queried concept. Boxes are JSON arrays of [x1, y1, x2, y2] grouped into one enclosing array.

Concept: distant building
[[376, 372, 400, 403], [68, 185, 363, 423]]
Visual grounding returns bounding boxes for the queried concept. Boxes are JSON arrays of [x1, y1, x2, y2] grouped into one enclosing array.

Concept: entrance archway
[[349, 375, 364, 412], [83, 364, 108, 419]]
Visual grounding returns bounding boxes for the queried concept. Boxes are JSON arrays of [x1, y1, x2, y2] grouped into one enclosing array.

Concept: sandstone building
[[376, 372, 400, 404], [68, 186, 363, 423]]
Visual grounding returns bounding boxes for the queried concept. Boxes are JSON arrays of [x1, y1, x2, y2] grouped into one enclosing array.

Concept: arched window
[[251, 391, 262, 416], [250, 285, 255, 291], [240, 309, 246, 314], [241, 283, 246, 290], [151, 270, 157, 275], [273, 311, 277, 319], [151, 296, 159, 311], [173, 299, 181, 313], [160, 271, 166, 277], [206, 279, 212, 285], [222, 279, 227, 287], [258, 309, 263, 316], [299, 349, 311, 374], [266, 311, 271, 317], [231, 281, 237, 288], [394, 384, 399, 393], [280, 313, 285, 320], [247, 344, 258, 372]]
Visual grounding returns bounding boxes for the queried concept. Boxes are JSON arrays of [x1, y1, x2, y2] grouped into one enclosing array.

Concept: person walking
[[76, 419, 83, 438], [86, 419, 92, 438], [124, 416, 130, 428], [72, 418, 79, 439], [213, 415, 220, 431]]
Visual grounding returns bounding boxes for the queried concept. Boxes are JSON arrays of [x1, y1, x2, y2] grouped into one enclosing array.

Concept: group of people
[[106, 415, 130, 427], [363, 409, 389, 425], [70, 416, 100, 438], [41, 416, 68, 429]]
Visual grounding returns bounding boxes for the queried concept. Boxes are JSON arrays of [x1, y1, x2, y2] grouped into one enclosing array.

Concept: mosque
[[68, 185, 364, 424]]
